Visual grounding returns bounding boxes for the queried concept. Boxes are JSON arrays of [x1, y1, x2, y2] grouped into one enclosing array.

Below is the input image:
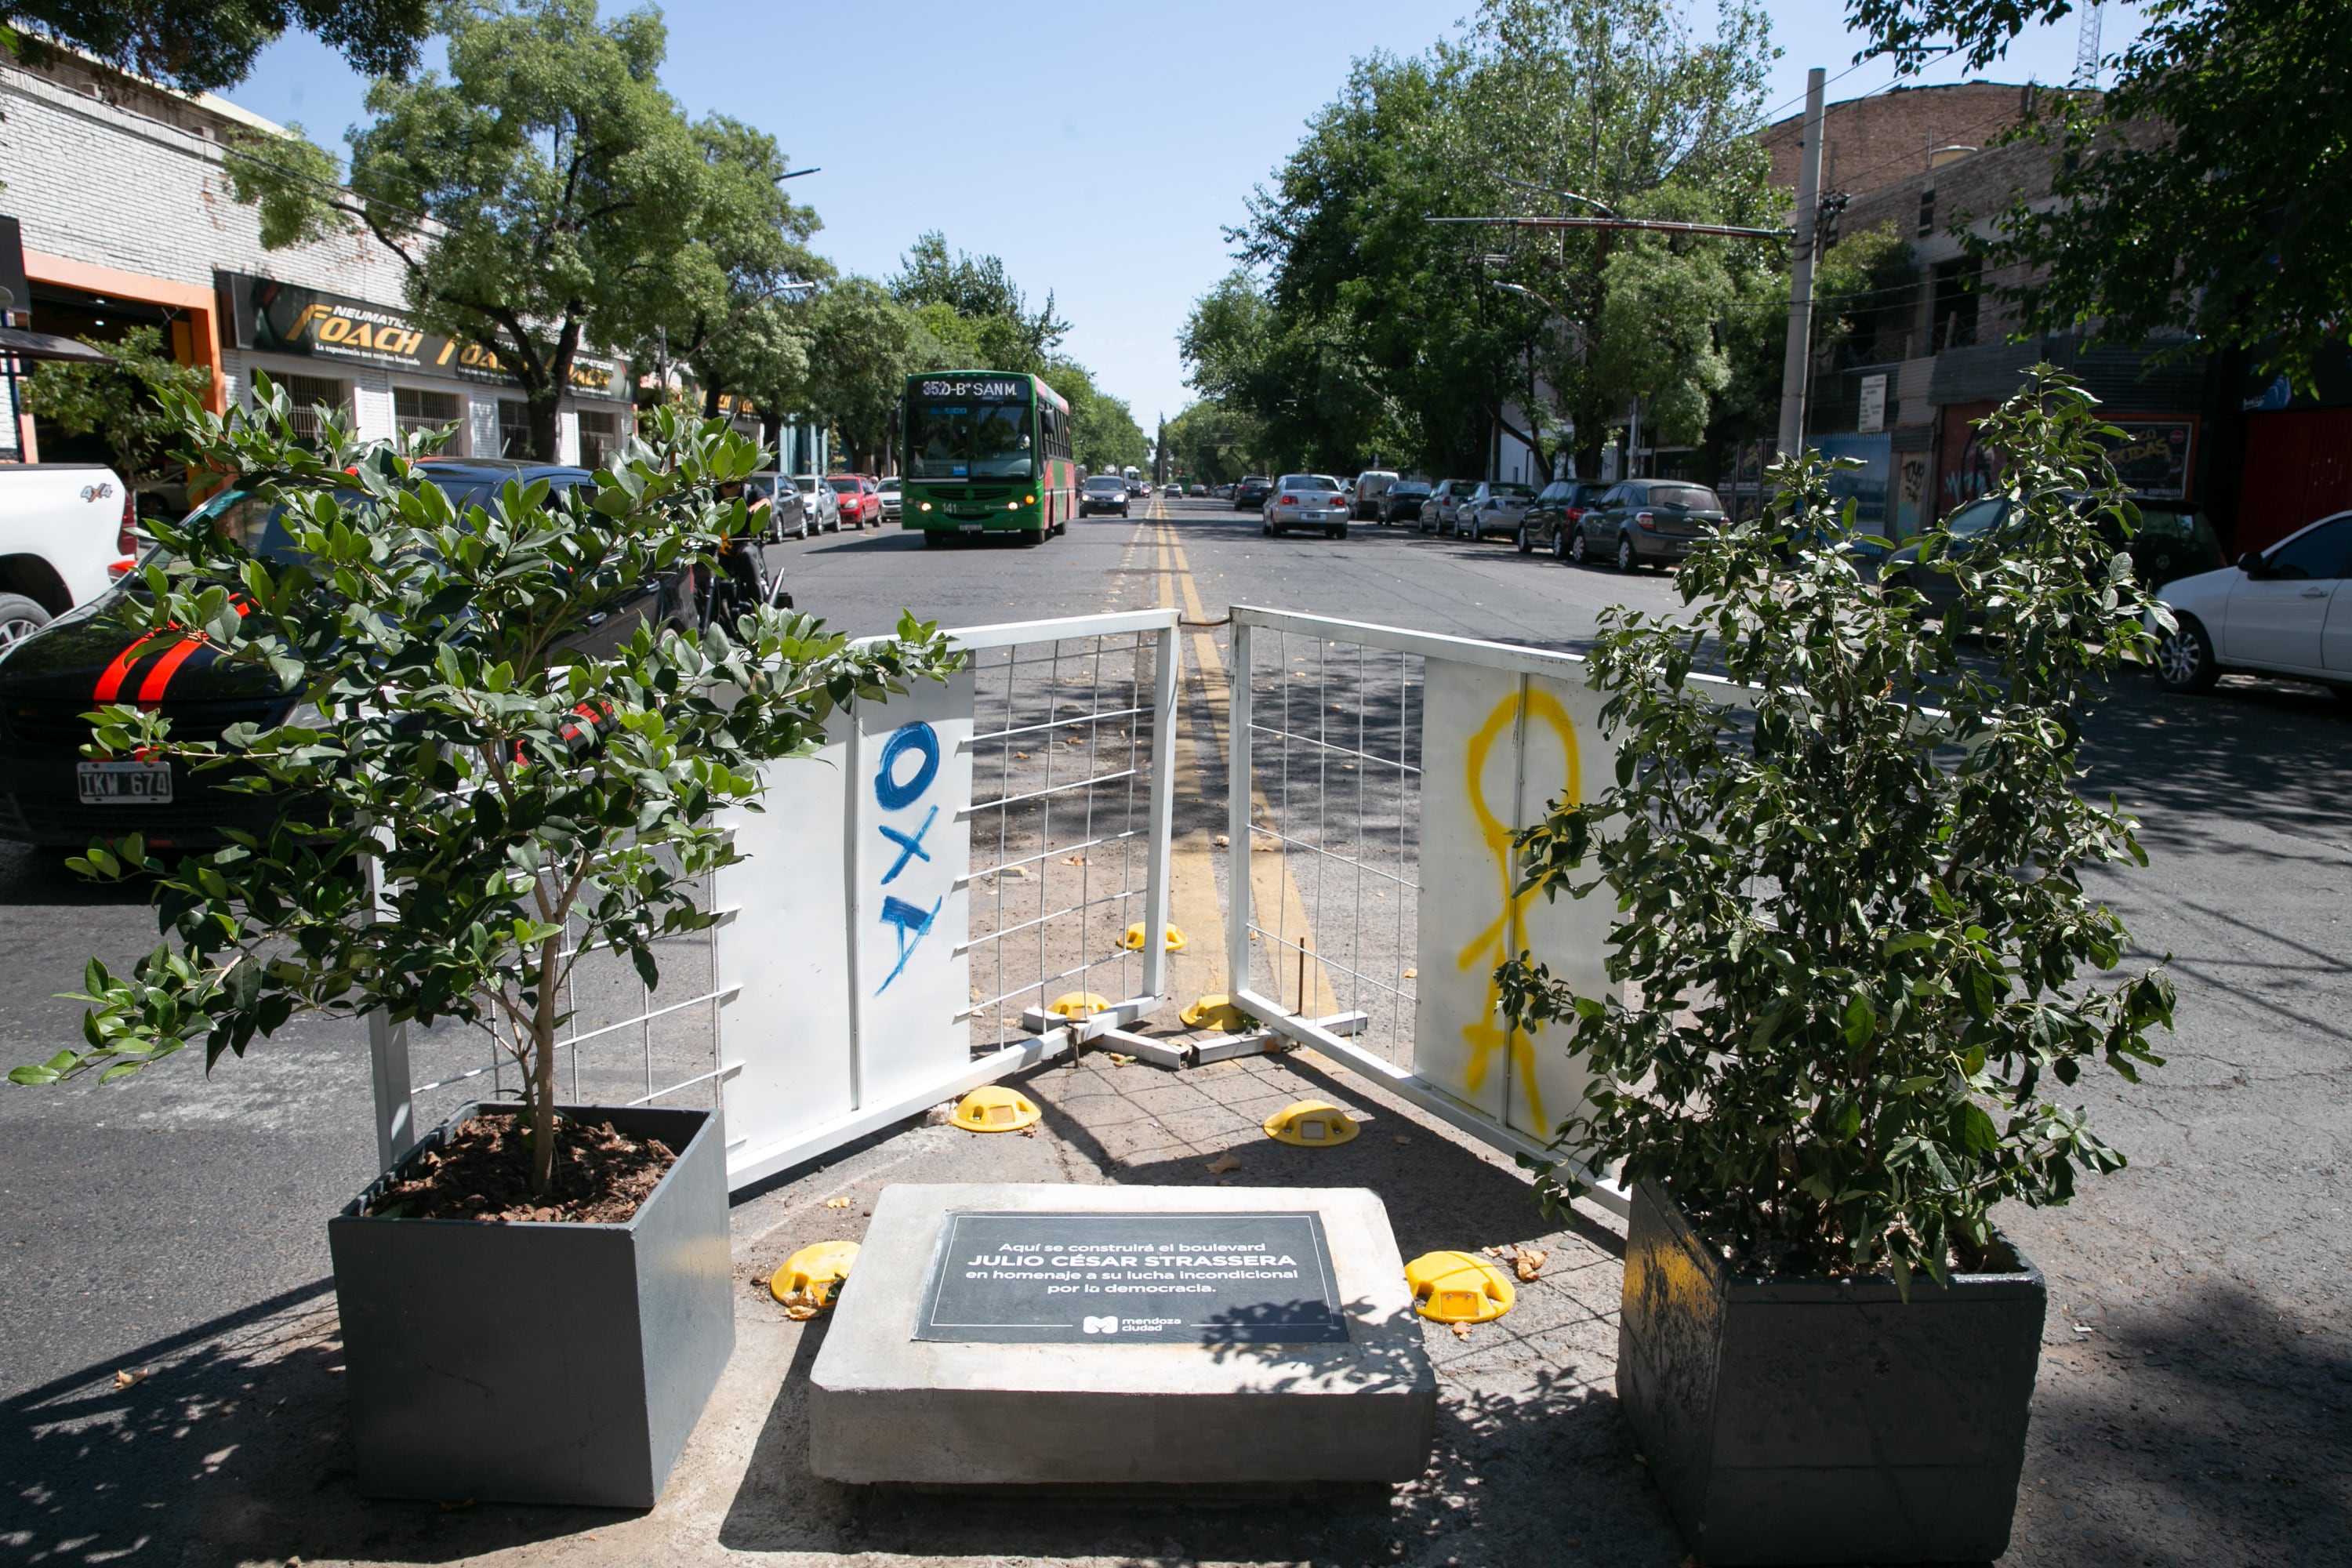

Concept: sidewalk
[[8, 1007, 2345, 1567]]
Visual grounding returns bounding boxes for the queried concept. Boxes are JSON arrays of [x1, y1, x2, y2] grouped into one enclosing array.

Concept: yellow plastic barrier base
[[1048, 992, 1111, 1018], [1262, 1099, 1360, 1147], [953, 1085, 1042, 1132], [1179, 994, 1247, 1033], [774, 1240, 861, 1312], [1404, 1250, 1515, 1323], [1120, 922, 1186, 952]]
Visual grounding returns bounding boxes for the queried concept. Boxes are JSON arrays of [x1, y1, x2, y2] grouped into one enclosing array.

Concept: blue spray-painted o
[[874, 722, 940, 810]]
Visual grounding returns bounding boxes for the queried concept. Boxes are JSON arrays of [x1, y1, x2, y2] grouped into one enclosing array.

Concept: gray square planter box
[[1618, 1180, 2046, 1565], [328, 1102, 735, 1508]]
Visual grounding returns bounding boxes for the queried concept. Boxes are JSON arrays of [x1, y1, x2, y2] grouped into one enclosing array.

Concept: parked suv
[[1419, 481, 1474, 535], [1080, 474, 1131, 517], [0, 463, 142, 649], [1577, 481, 1727, 571], [1882, 493, 2227, 624], [1352, 470, 1399, 521], [1519, 480, 1611, 561], [1378, 479, 1432, 524], [1232, 475, 1274, 510], [2150, 510, 2351, 695], [1456, 481, 1537, 543]]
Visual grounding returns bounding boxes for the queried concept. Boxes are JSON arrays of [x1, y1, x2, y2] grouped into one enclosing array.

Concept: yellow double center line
[[1144, 519, 1339, 1019]]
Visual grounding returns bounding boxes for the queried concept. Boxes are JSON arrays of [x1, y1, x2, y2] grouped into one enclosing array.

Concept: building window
[[280, 373, 347, 445], [1916, 188, 1936, 239], [498, 400, 532, 458], [577, 408, 623, 467], [1931, 258, 1980, 351], [394, 387, 463, 450]]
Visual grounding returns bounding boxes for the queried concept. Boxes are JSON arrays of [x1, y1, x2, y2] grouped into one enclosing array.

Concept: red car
[[826, 474, 881, 530]]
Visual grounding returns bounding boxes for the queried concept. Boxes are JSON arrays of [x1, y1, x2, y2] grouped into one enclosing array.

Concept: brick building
[[0, 49, 822, 490], [1760, 81, 2038, 206]]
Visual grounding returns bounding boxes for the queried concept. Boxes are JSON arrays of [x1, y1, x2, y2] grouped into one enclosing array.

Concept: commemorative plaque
[[915, 1210, 1348, 1345]]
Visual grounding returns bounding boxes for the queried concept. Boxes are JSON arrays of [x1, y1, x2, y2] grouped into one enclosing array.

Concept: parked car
[[1419, 481, 1474, 535], [826, 474, 881, 530], [1261, 474, 1350, 540], [1378, 479, 1432, 524], [0, 462, 143, 649], [0, 460, 678, 851], [1883, 493, 2227, 623], [1189, 483, 1207, 498], [746, 472, 811, 541], [1574, 480, 1727, 571], [793, 474, 842, 532], [1352, 470, 1399, 521], [877, 476, 902, 524], [1233, 475, 1274, 510], [2151, 510, 2351, 695], [1456, 481, 1537, 543], [1519, 480, 1612, 560], [1080, 475, 1132, 517]]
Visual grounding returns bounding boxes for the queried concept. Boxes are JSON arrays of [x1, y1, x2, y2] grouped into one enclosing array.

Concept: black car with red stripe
[[0, 459, 635, 851]]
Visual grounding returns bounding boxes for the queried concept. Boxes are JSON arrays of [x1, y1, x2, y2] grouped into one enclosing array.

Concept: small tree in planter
[[1501, 369, 2176, 1564], [9, 379, 956, 1504]]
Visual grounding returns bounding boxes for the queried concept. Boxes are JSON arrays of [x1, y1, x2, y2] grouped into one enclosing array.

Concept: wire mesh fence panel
[[399, 863, 728, 1138], [959, 623, 1171, 1052], [1232, 622, 1424, 1069]]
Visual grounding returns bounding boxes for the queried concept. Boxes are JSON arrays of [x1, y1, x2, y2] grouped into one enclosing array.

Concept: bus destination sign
[[918, 376, 1026, 402], [915, 1210, 1349, 1345]]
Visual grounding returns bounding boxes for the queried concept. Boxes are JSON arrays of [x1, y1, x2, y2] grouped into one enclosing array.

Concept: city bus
[[899, 371, 1076, 545]]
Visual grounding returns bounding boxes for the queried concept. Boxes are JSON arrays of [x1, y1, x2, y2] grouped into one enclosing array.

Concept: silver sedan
[[1261, 474, 1352, 539]]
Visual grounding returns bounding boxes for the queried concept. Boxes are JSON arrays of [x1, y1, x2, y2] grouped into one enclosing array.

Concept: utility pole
[[1776, 67, 1827, 459]]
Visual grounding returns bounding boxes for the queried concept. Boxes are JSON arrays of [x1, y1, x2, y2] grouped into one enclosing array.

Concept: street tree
[[647, 114, 829, 423], [1042, 361, 1149, 474], [3, 0, 429, 93], [890, 231, 1069, 374], [1852, 0, 2352, 393], [20, 325, 214, 483], [1226, 0, 1776, 480], [228, 0, 722, 463], [802, 277, 918, 472]]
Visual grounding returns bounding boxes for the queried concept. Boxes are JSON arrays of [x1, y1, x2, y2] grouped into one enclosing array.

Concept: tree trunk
[[528, 392, 563, 465], [529, 931, 561, 1196]]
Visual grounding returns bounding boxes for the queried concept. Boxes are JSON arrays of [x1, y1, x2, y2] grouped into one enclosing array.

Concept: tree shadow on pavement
[[0, 1283, 626, 1566], [2004, 1278, 2352, 1567]]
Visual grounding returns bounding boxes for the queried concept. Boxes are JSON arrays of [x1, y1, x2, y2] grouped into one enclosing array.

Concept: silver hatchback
[[1457, 481, 1538, 542]]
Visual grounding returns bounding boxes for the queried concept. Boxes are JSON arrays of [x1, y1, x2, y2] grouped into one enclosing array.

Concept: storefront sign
[[214, 270, 624, 397], [1857, 373, 1888, 434], [915, 1210, 1348, 1345], [2096, 419, 2195, 499]]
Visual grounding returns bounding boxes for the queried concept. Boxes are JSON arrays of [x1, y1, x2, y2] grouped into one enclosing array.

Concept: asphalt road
[[2, 492, 2346, 1566]]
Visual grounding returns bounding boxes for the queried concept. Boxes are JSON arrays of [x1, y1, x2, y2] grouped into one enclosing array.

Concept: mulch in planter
[[366, 1111, 677, 1224]]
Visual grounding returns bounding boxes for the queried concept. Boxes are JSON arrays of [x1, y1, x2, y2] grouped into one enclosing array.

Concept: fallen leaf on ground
[[1205, 1153, 1243, 1174], [114, 1368, 148, 1389], [1394, 1136, 1413, 1145], [1105, 1052, 1134, 1065], [1062, 854, 1086, 865], [1403, 968, 1417, 979], [1514, 1249, 1548, 1282], [1450, 1323, 1472, 1340], [1213, 835, 1230, 847], [1018, 1125, 1039, 1138], [824, 1196, 853, 1208], [1015, 751, 1032, 759]]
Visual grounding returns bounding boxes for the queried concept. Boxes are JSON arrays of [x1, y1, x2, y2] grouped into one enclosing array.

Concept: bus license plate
[[957, 522, 983, 533], [77, 760, 173, 804]]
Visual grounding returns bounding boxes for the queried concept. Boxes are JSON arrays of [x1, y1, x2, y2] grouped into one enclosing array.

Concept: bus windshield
[[908, 395, 1033, 481]]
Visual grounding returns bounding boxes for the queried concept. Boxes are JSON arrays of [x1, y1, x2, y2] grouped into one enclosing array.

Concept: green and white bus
[[900, 371, 1076, 546]]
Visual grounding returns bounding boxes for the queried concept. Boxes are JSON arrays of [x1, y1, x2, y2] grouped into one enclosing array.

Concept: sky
[[219, 1, 2142, 434]]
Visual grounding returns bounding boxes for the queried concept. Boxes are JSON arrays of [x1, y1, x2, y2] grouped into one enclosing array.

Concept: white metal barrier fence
[[368, 608, 1180, 1190], [1221, 606, 1630, 1211]]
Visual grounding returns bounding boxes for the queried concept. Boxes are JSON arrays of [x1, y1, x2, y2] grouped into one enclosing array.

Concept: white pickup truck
[[0, 463, 139, 648]]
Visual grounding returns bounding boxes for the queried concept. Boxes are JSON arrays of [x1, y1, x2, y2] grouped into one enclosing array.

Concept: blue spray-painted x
[[878, 804, 938, 884], [877, 894, 941, 995]]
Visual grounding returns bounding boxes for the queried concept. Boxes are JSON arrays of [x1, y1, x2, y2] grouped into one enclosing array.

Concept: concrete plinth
[[807, 1183, 1436, 1486]]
